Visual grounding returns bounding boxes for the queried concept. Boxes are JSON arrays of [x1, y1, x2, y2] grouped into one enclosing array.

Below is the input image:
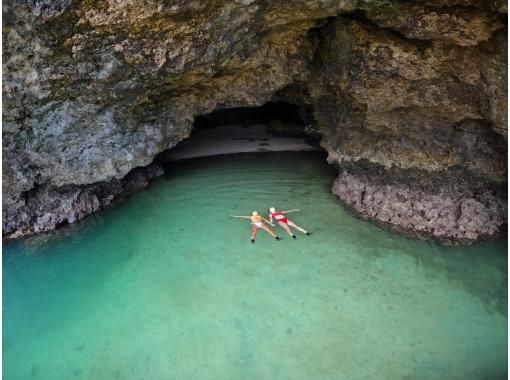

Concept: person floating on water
[[268, 207, 310, 239], [231, 211, 281, 243]]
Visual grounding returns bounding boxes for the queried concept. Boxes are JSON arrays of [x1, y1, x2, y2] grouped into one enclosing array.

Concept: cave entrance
[[163, 101, 321, 161]]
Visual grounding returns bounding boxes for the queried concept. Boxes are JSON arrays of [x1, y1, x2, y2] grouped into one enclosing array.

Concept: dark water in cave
[[3, 151, 507, 379]]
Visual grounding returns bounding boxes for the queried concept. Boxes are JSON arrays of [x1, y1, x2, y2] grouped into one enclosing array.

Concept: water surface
[[3, 152, 507, 379]]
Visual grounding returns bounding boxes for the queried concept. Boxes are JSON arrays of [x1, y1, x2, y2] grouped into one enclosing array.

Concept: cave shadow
[[157, 101, 324, 162]]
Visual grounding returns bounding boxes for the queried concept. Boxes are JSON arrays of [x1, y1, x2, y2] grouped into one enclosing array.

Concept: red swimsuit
[[271, 212, 288, 224]]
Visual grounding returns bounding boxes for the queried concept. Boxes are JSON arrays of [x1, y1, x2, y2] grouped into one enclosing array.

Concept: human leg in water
[[260, 224, 280, 240], [287, 220, 310, 235], [251, 224, 257, 243], [278, 221, 297, 239]]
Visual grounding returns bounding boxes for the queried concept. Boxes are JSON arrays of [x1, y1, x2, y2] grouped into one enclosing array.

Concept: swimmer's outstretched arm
[[282, 209, 300, 213], [231, 215, 251, 219], [263, 218, 275, 226]]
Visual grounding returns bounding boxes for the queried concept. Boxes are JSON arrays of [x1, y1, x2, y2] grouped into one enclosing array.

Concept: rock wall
[[309, 13, 507, 243], [3, 0, 507, 242]]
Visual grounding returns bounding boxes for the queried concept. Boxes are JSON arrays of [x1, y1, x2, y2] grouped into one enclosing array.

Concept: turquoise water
[[3, 152, 507, 380]]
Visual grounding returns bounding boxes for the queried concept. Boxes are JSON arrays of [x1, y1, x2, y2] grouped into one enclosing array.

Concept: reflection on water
[[3, 152, 507, 380]]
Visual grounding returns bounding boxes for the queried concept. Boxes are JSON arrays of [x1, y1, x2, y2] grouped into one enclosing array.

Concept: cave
[[3, 2, 506, 244], [2, 1, 508, 378], [162, 101, 322, 161], [194, 102, 309, 132]]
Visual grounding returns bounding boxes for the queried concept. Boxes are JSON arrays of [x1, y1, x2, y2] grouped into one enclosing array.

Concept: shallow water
[[3, 151, 507, 380]]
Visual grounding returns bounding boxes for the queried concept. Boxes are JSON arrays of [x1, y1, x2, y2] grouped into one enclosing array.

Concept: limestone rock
[[2, 0, 507, 243], [310, 17, 506, 180], [3, 163, 164, 237], [331, 163, 506, 244]]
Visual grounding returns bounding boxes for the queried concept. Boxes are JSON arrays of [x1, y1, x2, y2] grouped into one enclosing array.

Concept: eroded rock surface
[[307, 13, 507, 243], [331, 162, 506, 244], [3, 0, 507, 243], [3, 163, 164, 238]]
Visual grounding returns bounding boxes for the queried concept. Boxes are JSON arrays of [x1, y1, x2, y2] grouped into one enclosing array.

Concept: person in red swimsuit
[[268, 207, 310, 239]]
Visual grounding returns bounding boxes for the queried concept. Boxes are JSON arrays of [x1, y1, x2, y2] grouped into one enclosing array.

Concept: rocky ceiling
[[2, 0, 507, 243]]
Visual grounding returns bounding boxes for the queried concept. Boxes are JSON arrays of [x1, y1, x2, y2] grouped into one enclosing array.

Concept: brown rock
[[2, 0, 507, 243]]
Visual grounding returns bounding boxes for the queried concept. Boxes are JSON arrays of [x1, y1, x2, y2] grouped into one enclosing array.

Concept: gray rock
[[332, 163, 506, 244], [2, 0, 507, 243]]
